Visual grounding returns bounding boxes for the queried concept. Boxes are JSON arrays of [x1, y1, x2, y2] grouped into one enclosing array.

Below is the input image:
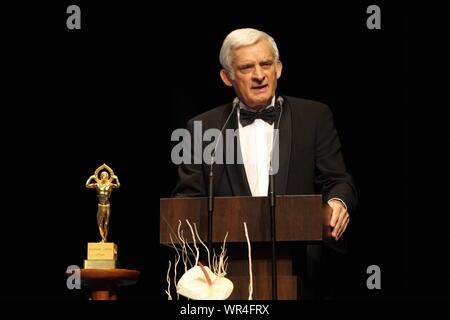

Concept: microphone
[[269, 96, 284, 177], [207, 97, 239, 254], [269, 95, 284, 205], [268, 95, 284, 300]]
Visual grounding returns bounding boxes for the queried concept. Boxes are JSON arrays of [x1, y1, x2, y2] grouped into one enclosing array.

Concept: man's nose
[[252, 66, 265, 82]]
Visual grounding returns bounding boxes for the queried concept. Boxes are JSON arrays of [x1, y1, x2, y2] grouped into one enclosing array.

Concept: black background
[[2, 1, 449, 304]]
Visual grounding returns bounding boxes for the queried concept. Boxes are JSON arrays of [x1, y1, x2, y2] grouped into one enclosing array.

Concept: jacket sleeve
[[314, 104, 357, 214]]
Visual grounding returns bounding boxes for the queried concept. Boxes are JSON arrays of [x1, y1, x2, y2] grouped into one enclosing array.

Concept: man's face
[[220, 38, 282, 110]]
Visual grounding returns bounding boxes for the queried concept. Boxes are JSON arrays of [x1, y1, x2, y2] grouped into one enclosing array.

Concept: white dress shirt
[[238, 97, 276, 196]]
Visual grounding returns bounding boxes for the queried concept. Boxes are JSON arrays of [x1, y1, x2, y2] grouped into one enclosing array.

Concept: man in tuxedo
[[172, 28, 357, 298]]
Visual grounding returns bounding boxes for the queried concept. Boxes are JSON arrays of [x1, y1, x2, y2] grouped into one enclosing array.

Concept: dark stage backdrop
[[2, 2, 447, 302]]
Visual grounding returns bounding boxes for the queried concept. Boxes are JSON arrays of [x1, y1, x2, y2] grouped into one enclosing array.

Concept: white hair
[[219, 28, 279, 79]]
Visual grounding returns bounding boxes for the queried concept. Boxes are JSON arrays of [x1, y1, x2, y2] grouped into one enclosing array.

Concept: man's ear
[[220, 69, 233, 87], [276, 60, 283, 79]]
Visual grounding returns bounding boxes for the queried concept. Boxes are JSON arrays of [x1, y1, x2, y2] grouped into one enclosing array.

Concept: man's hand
[[328, 199, 350, 241]]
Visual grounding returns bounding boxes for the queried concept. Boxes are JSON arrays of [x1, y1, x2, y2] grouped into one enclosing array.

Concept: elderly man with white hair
[[173, 28, 357, 299]]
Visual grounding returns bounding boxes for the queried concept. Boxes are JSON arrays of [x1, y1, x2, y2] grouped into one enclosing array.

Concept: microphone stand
[[269, 173, 277, 300], [207, 170, 214, 255], [269, 96, 283, 300], [207, 98, 239, 255]]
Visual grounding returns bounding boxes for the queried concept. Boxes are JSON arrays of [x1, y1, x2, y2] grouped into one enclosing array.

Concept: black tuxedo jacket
[[173, 96, 357, 214]]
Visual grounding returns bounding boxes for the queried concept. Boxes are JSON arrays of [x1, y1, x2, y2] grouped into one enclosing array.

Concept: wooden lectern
[[160, 195, 332, 300]]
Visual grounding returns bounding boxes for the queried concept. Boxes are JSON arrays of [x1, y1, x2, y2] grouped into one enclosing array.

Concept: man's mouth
[[252, 84, 268, 91]]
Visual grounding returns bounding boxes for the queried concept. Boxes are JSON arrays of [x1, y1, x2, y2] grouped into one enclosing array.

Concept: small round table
[[79, 268, 140, 300]]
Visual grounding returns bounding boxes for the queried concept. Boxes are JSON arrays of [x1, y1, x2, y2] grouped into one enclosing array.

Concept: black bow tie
[[239, 106, 277, 127]]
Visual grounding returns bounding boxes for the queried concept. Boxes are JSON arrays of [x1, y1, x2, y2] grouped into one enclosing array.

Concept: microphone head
[[276, 96, 284, 107], [232, 97, 240, 108]]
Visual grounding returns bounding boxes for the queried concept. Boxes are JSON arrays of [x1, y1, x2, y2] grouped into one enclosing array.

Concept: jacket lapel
[[222, 104, 252, 196]]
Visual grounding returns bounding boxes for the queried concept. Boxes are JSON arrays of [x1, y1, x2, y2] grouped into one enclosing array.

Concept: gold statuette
[[86, 163, 120, 242]]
